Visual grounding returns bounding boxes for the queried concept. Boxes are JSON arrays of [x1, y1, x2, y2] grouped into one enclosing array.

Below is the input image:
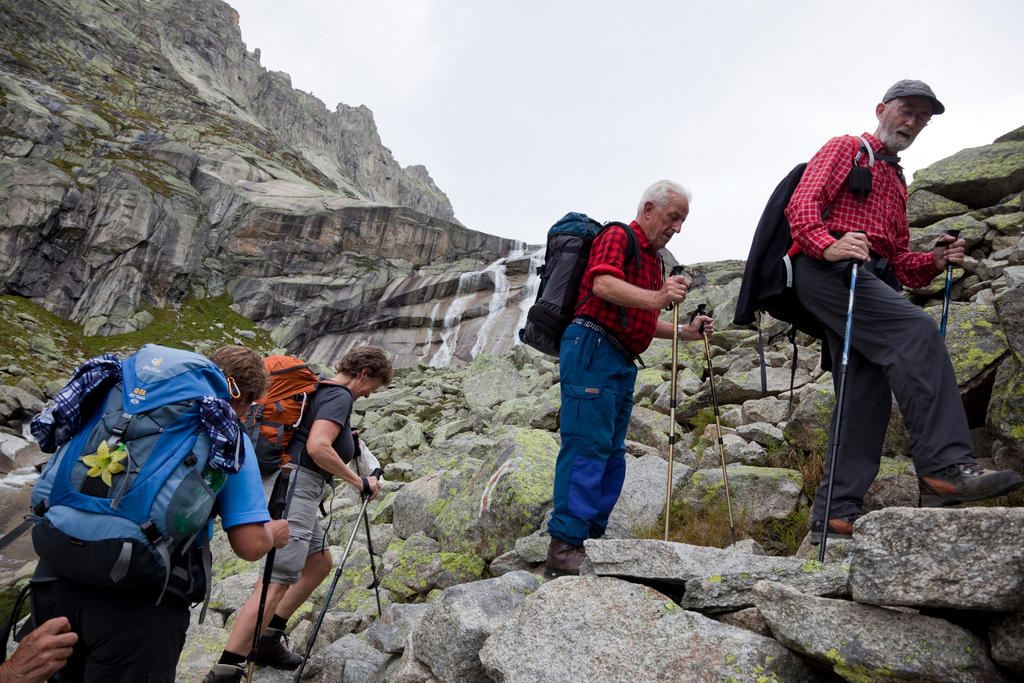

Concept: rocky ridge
[[0, 0, 526, 366]]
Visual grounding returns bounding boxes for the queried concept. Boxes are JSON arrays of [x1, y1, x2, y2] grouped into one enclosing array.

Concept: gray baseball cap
[[882, 79, 944, 115]]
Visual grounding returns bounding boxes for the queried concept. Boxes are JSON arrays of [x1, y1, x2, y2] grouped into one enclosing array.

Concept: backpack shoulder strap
[[602, 221, 641, 270], [853, 135, 875, 168]]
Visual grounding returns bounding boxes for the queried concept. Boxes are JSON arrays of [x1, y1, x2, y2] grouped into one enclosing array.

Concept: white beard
[[878, 124, 916, 152]]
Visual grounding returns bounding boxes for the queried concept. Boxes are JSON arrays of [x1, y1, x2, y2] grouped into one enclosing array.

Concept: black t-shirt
[[288, 383, 354, 481]]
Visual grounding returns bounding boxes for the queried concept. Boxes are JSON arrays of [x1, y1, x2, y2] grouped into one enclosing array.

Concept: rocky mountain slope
[[0, 0, 527, 367]]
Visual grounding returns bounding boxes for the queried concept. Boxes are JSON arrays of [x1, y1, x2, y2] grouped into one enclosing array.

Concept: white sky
[[228, 0, 1024, 265]]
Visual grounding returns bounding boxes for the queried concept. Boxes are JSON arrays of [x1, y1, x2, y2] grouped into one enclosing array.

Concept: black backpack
[[519, 213, 639, 357]]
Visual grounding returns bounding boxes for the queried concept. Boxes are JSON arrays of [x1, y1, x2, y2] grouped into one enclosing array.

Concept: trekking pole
[[352, 434, 383, 617], [246, 464, 295, 683], [693, 303, 737, 544], [818, 254, 861, 562], [293, 493, 371, 682], [937, 229, 961, 338], [663, 265, 685, 541]]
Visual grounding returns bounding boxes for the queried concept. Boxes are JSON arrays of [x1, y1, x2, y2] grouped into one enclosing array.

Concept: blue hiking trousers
[[547, 323, 637, 546]]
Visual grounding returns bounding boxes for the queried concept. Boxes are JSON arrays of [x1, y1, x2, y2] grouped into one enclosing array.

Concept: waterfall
[[513, 246, 545, 344], [427, 270, 483, 368], [469, 260, 512, 357]]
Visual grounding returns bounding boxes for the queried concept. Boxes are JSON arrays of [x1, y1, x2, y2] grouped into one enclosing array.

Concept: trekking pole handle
[[935, 228, 961, 248], [690, 303, 708, 335], [666, 266, 686, 311]]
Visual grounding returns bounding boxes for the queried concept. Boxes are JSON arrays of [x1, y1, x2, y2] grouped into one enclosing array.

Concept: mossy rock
[[910, 140, 1024, 208]]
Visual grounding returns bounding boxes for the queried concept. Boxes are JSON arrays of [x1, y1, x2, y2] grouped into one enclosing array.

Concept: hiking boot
[[543, 537, 587, 579], [809, 516, 858, 545], [253, 628, 303, 670], [918, 462, 1024, 507], [202, 663, 245, 683]]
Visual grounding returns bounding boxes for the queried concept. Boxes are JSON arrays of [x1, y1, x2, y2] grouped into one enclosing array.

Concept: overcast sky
[[229, 0, 1024, 265]]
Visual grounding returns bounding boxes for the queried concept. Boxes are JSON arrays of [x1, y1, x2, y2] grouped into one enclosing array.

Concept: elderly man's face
[[876, 95, 932, 152], [641, 192, 689, 250]]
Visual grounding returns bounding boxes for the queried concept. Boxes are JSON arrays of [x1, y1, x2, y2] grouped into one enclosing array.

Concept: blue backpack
[[30, 344, 239, 600], [518, 213, 639, 356]]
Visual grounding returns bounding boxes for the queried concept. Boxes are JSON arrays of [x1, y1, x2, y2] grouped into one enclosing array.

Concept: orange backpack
[[247, 356, 324, 474]]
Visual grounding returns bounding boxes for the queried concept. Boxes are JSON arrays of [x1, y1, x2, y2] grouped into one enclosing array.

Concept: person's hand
[[933, 235, 966, 269], [357, 475, 381, 501], [0, 616, 78, 683], [658, 275, 690, 308], [266, 519, 290, 549], [680, 315, 713, 341], [822, 232, 870, 262]]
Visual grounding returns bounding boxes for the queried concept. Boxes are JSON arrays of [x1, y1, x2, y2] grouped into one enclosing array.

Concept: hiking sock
[[268, 614, 288, 631], [218, 651, 246, 667]]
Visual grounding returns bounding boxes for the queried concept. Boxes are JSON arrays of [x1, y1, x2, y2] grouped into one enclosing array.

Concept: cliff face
[[0, 0, 520, 357]]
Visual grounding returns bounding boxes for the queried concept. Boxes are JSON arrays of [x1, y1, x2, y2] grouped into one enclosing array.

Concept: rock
[[0, 385, 45, 423], [712, 607, 772, 637], [208, 571, 259, 616], [460, 354, 527, 413], [479, 575, 815, 682], [930, 303, 1008, 390], [676, 466, 806, 524], [607, 454, 692, 536], [849, 507, 1024, 611], [987, 355, 1024, 447], [784, 382, 834, 455], [426, 428, 557, 561], [907, 189, 969, 227], [908, 214, 989, 252], [300, 633, 390, 683], [735, 421, 784, 448], [392, 471, 450, 540], [410, 571, 541, 682], [364, 602, 428, 655], [583, 538, 848, 612], [740, 395, 791, 425], [989, 610, 1024, 674], [911, 140, 1024, 208], [379, 538, 484, 601], [862, 457, 918, 511], [754, 580, 1002, 682], [995, 283, 1024, 364]]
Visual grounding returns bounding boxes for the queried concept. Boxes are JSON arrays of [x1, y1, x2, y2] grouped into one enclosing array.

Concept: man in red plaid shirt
[[786, 79, 1023, 544], [545, 180, 713, 578]]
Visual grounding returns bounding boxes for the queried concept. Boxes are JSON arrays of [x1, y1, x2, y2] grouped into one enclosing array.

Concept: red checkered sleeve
[[787, 133, 941, 289], [786, 135, 860, 259]]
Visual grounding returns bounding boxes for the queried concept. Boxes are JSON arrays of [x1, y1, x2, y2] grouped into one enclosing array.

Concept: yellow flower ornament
[[82, 441, 128, 486]]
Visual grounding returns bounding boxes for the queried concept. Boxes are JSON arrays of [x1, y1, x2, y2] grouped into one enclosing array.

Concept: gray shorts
[[261, 466, 330, 585]]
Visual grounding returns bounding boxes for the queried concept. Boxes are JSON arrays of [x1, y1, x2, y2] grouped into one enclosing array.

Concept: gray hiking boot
[[253, 627, 303, 670], [202, 663, 245, 683], [918, 462, 1024, 507]]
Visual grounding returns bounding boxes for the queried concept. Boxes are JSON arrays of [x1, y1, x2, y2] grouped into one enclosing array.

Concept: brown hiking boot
[[809, 516, 857, 545], [543, 537, 586, 579], [919, 462, 1024, 507]]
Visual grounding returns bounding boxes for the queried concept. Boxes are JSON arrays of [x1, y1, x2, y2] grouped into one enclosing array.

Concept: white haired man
[[544, 180, 713, 578]]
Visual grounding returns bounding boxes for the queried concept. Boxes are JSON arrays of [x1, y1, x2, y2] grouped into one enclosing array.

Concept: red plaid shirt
[[575, 221, 663, 355], [785, 132, 939, 289]]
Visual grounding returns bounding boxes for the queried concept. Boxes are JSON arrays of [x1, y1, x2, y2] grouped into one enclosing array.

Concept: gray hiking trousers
[[792, 254, 973, 523]]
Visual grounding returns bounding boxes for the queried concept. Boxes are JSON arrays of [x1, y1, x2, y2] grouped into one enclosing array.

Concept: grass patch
[[642, 499, 747, 549], [751, 507, 810, 556], [0, 294, 276, 387]]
